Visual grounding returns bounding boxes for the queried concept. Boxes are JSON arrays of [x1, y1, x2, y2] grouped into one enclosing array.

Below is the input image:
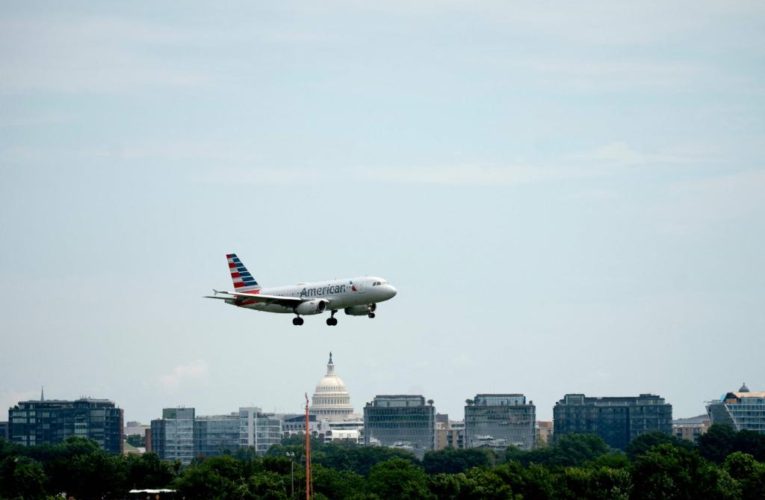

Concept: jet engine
[[344, 304, 375, 316], [295, 299, 328, 315]]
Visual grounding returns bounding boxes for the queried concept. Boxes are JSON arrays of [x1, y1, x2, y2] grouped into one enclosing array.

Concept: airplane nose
[[387, 285, 398, 298]]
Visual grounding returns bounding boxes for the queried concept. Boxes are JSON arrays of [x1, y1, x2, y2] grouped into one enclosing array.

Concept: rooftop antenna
[[40, 386, 44, 401]]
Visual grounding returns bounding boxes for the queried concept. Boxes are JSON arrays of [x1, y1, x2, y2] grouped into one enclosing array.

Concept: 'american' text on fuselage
[[299, 284, 347, 298]]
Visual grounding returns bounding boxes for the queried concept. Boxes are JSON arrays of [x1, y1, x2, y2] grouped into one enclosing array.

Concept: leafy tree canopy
[[422, 447, 495, 474]]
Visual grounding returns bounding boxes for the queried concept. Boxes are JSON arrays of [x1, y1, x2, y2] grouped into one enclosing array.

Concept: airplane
[[205, 253, 397, 326]]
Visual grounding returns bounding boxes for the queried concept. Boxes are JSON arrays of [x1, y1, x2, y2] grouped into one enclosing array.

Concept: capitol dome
[[311, 353, 354, 421]]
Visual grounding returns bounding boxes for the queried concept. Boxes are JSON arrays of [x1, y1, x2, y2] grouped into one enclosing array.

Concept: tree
[[312, 463, 364, 500], [428, 472, 468, 499], [732, 431, 765, 462], [506, 434, 611, 468], [315, 442, 418, 476], [0, 438, 20, 461], [626, 432, 694, 459], [460, 467, 516, 499], [505, 445, 552, 466], [246, 470, 288, 499], [494, 460, 555, 500], [124, 453, 176, 490], [630, 443, 738, 500], [0, 455, 48, 499], [423, 448, 494, 474], [33, 437, 103, 495], [174, 463, 230, 499], [555, 466, 632, 500], [366, 458, 431, 499], [552, 434, 611, 467], [65, 451, 127, 499], [723, 452, 765, 500], [698, 424, 737, 463], [174, 455, 248, 499]]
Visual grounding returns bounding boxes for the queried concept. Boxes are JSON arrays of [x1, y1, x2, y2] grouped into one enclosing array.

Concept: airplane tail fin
[[226, 253, 261, 292]]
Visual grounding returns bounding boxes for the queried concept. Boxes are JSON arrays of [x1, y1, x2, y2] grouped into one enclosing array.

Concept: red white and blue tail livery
[[206, 253, 397, 326], [227, 253, 261, 292]]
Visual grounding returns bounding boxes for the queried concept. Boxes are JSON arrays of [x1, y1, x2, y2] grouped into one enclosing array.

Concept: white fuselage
[[228, 276, 396, 314]]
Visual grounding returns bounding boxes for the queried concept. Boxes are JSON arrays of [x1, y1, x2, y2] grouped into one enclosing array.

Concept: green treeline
[[2, 425, 765, 499]]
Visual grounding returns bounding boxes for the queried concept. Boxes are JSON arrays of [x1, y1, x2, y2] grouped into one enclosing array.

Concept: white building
[[310, 353, 355, 422], [707, 383, 765, 434]]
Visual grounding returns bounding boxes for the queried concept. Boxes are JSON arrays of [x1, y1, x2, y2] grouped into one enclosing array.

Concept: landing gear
[[292, 316, 304, 326], [326, 310, 338, 326], [368, 312, 376, 319]]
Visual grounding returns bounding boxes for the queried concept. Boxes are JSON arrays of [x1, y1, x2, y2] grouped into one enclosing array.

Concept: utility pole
[[305, 393, 312, 500]]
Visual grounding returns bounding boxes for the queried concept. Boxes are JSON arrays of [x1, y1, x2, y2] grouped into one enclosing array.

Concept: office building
[[435, 414, 464, 450], [364, 395, 435, 458], [464, 394, 536, 451], [553, 393, 672, 450], [326, 417, 364, 443], [536, 421, 553, 446], [239, 407, 282, 455], [151, 408, 195, 465], [707, 383, 765, 433], [9, 398, 123, 453], [195, 413, 240, 457], [673, 415, 710, 442], [310, 352, 355, 422], [124, 421, 149, 451]]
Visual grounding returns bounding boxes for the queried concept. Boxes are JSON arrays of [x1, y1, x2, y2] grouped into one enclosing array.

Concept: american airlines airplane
[[205, 253, 397, 326]]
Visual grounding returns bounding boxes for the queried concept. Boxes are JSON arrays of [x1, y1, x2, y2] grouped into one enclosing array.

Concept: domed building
[[310, 353, 354, 422]]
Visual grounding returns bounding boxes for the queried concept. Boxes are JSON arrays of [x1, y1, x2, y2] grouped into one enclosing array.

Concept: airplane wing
[[204, 290, 304, 307]]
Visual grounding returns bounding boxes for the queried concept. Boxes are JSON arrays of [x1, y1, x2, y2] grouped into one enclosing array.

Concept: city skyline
[[2, 1, 764, 424], [8, 377, 740, 425]]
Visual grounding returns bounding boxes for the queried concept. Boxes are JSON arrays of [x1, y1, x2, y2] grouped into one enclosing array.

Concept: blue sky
[[1, 1, 763, 422]]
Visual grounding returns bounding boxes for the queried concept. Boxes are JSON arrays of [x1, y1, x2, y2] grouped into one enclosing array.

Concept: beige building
[[435, 414, 464, 450], [536, 421, 553, 446], [673, 415, 710, 442]]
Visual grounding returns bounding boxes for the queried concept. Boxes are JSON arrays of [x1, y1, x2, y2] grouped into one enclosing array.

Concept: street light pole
[[286, 451, 295, 498]]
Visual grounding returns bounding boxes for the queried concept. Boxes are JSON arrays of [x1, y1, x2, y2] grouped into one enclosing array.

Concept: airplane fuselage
[[227, 276, 396, 314]]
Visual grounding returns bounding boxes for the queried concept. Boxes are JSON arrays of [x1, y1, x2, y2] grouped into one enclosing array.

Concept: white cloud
[[159, 360, 210, 391], [572, 142, 712, 168], [360, 164, 592, 186], [359, 141, 716, 186]]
